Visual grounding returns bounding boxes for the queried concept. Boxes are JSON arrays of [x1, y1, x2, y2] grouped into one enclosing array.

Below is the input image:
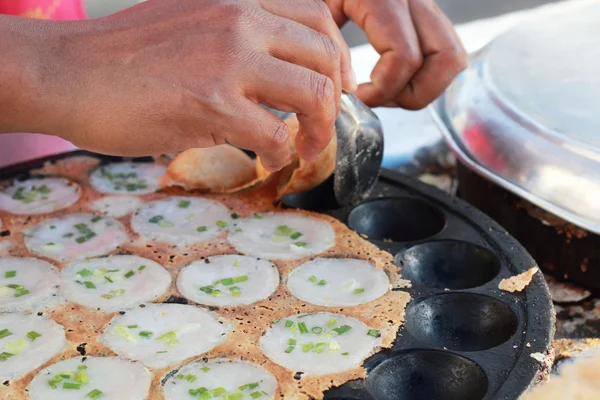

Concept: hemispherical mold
[[405, 293, 518, 351], [366, 350, 488, 400], [347, 198, 445, 242], [396, 240, 501, 289]]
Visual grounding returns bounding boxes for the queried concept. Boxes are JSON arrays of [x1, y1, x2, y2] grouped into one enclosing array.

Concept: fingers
[[391, 0, 468, 109], [244, 57, 336, 163], [344, 0, 422, 107], [223, 101, 292, 172], [260, 0, 355, 94]]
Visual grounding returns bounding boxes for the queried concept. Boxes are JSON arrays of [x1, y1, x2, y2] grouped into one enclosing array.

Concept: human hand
[[17, 0, 355, 171], [325, 0, 468, 109]]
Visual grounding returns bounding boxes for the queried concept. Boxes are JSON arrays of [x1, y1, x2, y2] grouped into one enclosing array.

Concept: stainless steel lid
[[432, 1, 600, 234]]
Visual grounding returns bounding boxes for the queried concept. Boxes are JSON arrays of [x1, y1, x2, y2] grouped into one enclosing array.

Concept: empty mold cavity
[[395, 240, 500, 289], [367, 350, 488, 400], [347, 198, 445, 242], [280, 175, 338, 211], [405, 293, 518, 351]]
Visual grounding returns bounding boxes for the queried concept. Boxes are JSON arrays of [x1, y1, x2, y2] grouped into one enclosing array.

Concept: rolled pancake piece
[[163, 359, 278, 400], [131, 196, 232, 246], [90, 195, 143, 218], [228, 212, 335, 260], [256, 115, 336, 198], [287, 258, 390, 307], [166, 145, 257, 191], [24, 213, 128, 262], [90, 162, 166, 195], [60, 255, 171, 312], [0, 314, 66, 382], [100, 303, 230, 369], [0, 257, 59, 312], [0, 177, 80, 215], [260, 312, 381, 375], [28, 356, 152, 400], [177, 255, 279, 307]]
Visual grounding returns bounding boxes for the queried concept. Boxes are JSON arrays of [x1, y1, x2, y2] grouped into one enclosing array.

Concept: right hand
[[32, 0, 354, 171]]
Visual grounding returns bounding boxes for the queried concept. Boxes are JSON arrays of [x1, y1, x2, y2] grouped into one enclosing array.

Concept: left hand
[[325, 0, 468, 109]]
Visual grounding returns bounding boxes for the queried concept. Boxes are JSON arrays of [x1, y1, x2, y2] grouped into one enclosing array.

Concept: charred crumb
[[76, 343, 87, 356], [3, 381, 9, 386], [0, 230, 10, 237], [119, 311, 126, 315], [294, 372, 304, 380], [161, 368, 179, 386], [165, 295, 189, 305]]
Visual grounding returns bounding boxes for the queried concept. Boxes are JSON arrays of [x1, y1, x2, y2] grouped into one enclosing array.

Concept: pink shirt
[[0, 0, 85, 168]]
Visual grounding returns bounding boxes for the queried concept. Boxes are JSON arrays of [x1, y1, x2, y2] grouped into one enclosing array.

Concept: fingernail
[[349, 69, 358, 92]]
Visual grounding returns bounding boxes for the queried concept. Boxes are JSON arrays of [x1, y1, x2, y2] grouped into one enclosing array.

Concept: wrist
[[0, 16, 82, 136]]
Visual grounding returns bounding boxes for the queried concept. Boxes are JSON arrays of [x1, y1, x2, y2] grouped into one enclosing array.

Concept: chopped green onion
[[367, 329, 381, 338], [288, 338, 297, 345], [309, 276, 317, 283], [212, 387, 227, 396], [233, 275, 248, 283], [86, 389, 103, 399], [216, 220, 228, 228], [327, 318, 337, 327], [63, 233, 74, 238], [63, 382, 81, 390], [353, 288, 365, 294], [178, 200, 191, 208], [196, 226, 208, 232], [74, 370, 89, 384], [315, 342, 327, 353], [233, 261, 240, 267], [6, 284, 22, 290], [224, 391, 245, 400], [333, 325, 352, 335], [139, 331, 153, 339], [200, 286, 215, 294], [124, 270, 135, 279], [4, 271, 16, 278], [311, 327, 323, 334], [78, 269, 92, 277], [210, 289, 222, 297], [285, 345, 295, 353], [184, 374, 197, 383], [138, 265, 146, 271], [201, 367, 210, 373], [156, 350, 168, 354], [148, 215, 164, 224], [158, 220, 174, 228], [0, 329, 12, 339], [275, 225, 294, 236], [219, 278, 235, 286], [157, 331, 177, 341], [84, 281, 96, 289], [298, 322, 309, 334], [0, 352, 14, 361], [106, 269, 119, 273], [293, 242, 308, 247], [290, 232, 303, 240], [231, 213, 240, 219], [26, 331, 41, 341], [317, 280, 327, 286], [302, 342, 314, 352], [78, 365, 88, 370], [91, 216, 102, 223], [14, 289, 29, 297], [284, 320, 294, 328], [127, 325, 138, 329], [76, 232, 97, 244], [250, 392, 265, 399], [341, 352, 349, 356], [253, 214, 263, 219], [104, 276, 113, 283]]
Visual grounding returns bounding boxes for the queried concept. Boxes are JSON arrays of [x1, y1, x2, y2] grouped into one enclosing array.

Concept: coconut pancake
[[60, 255, 171, 312], [177, 255, 280, 307], [131, 196, 233, 246], [0, 257, 60, 312], [90, 195, 143, 218], [163, 359, 278, 400], [90, 162, 166, 195], [228, 212, 336, 260], [27, 356, 152, 400], [24, 213, 128, 262], [100, 303, 230, 368], [287, 258, 390, 307], [0, 155, 411, 400], [0, 314, 66, 382], [0, 177, 80, 215]]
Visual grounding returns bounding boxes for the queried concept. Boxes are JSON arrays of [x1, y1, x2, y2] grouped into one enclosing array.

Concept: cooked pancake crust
[[0, 156, 410, 400]]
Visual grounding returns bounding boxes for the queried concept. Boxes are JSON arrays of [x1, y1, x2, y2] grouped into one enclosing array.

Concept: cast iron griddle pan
[[0, 151, 555, 400]]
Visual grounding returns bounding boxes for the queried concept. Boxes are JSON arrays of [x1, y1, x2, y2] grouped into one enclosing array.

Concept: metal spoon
[[334, 92, 384, 206]]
